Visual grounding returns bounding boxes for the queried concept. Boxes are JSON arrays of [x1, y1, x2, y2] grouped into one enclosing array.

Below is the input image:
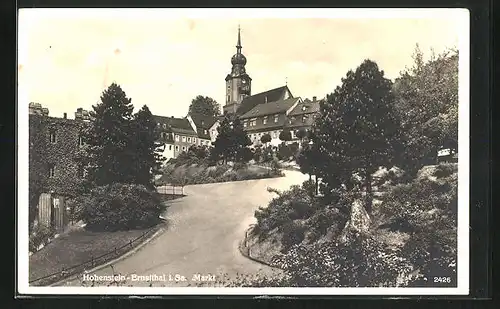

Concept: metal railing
[[29, 225, 158, 286]]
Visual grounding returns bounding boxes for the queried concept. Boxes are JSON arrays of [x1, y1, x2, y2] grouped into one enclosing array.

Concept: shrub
[[280, 221, 307, 251], [380, 165, 458, 285], [233, 162, 248, 171], [270, 158, 282, 174], [29, 224, 56, 252], [78, 183, 165, 231], [255, 185, 315, 235], [219, 169, 238, 182], [271, 235, 415, 287], [308, 207, 343, 237]]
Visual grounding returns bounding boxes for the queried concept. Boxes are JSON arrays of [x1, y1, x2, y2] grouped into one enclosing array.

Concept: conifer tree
[[307, 60, 402, 213], [82, 83, 135, 186], [131, 105, 165, 189]]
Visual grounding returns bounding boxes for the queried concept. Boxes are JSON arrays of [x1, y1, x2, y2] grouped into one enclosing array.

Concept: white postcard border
[[17, 8, 470, 296]]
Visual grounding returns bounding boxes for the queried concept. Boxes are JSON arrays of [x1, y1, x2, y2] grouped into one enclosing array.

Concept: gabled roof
[[240, 97, 300, 119], [188, 113, 218, 140], [288, 99, 322, 116], [153, 115, 197, 135], [236, 85, 292, 116], [189, 113, 218, 129]]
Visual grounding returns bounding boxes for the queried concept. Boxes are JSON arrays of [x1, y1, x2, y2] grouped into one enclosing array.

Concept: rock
[[339, 199, 371, 244]]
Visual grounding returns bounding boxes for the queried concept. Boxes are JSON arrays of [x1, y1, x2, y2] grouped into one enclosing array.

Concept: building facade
[[29, 104, 89, 231], [240, 97, 302, 146], [154, 114, 216, 161]]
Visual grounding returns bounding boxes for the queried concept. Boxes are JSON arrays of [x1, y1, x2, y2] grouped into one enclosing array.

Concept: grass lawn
[[29, 223, 164, 286]]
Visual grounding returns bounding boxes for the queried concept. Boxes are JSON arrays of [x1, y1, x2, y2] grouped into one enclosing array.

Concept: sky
[[18, 9, 467, 119]]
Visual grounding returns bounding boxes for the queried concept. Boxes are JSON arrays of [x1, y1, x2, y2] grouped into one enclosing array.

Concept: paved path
[[61, 170, 308, 287]]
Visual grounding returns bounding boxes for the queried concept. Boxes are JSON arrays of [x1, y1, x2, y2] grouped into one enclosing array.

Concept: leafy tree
[[211, 115, 252, 164], [211, 116, 233, 164], [393, 45, 459, 174], [295, 128, 308, 144], [188, 95, 221, 118], [279, 129, 292, 143], [308, 60, 402, 214], [231, 117, 253, 163], [82, 83, 136, 186], [131, 105, 165, 190], [261, 133, 272, 145]]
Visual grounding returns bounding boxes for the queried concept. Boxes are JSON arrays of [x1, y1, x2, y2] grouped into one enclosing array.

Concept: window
[[78, 135, 84, 146], [204, 129, 208, 135], [182, 136, 186, 142], [193, 138, 197, 144], [243, 121, 247, 128], [187, 137, 191, 142], [49, 130, 56, 143], [175, 145, 179, 151], [302, 115, 308, 123], [274, 115, 279, 123], [157, 123, 161, 127], [169, 145, 172, 150], [273, 131, 277, 138], [302, 105, 307, 111], [175, 135, 180, 142], [48, 164, 55, 177], [163, 124, 167, 129], [263, 116, 268, 125], [182, 146, 186, 151]]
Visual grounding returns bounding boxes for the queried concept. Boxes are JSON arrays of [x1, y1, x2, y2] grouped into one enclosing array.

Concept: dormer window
[[274, 115, 279, 123], [302, 105, 307, 111], [204, 129, 208, 135], [263, 116, 268, 125]]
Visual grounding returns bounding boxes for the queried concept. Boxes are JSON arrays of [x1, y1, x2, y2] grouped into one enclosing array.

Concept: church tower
[[223, 26, 252, 114]]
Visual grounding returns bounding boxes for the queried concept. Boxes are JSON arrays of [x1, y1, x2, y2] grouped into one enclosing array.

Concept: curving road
[[61, 170, 308, 287]]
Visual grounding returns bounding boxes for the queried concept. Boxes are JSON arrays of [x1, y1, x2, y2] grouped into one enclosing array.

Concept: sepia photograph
[[17, 8, 469, 295]]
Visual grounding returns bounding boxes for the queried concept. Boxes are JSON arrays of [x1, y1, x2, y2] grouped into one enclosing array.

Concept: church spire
[[236, 25, 242, 53]]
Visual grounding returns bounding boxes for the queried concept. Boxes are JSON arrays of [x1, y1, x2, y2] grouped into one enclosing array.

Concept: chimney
[[63, 113, 67, 119], [313, 96, 317, 102]]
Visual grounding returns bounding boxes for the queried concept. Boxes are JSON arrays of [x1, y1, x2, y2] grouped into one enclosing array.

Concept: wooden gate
[[37, 193, 67, 232]]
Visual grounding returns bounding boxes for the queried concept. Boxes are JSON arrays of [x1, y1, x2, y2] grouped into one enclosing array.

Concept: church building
[[220, 26, 321, 146]]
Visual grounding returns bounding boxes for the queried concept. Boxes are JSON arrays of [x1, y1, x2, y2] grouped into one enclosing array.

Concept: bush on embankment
[[158, 160, 284, 186], [77, 183, 165, 232], [241, 163, 458, 287]]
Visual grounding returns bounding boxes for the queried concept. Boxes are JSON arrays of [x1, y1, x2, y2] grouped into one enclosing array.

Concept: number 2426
[[433, 277, 452, 283]]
